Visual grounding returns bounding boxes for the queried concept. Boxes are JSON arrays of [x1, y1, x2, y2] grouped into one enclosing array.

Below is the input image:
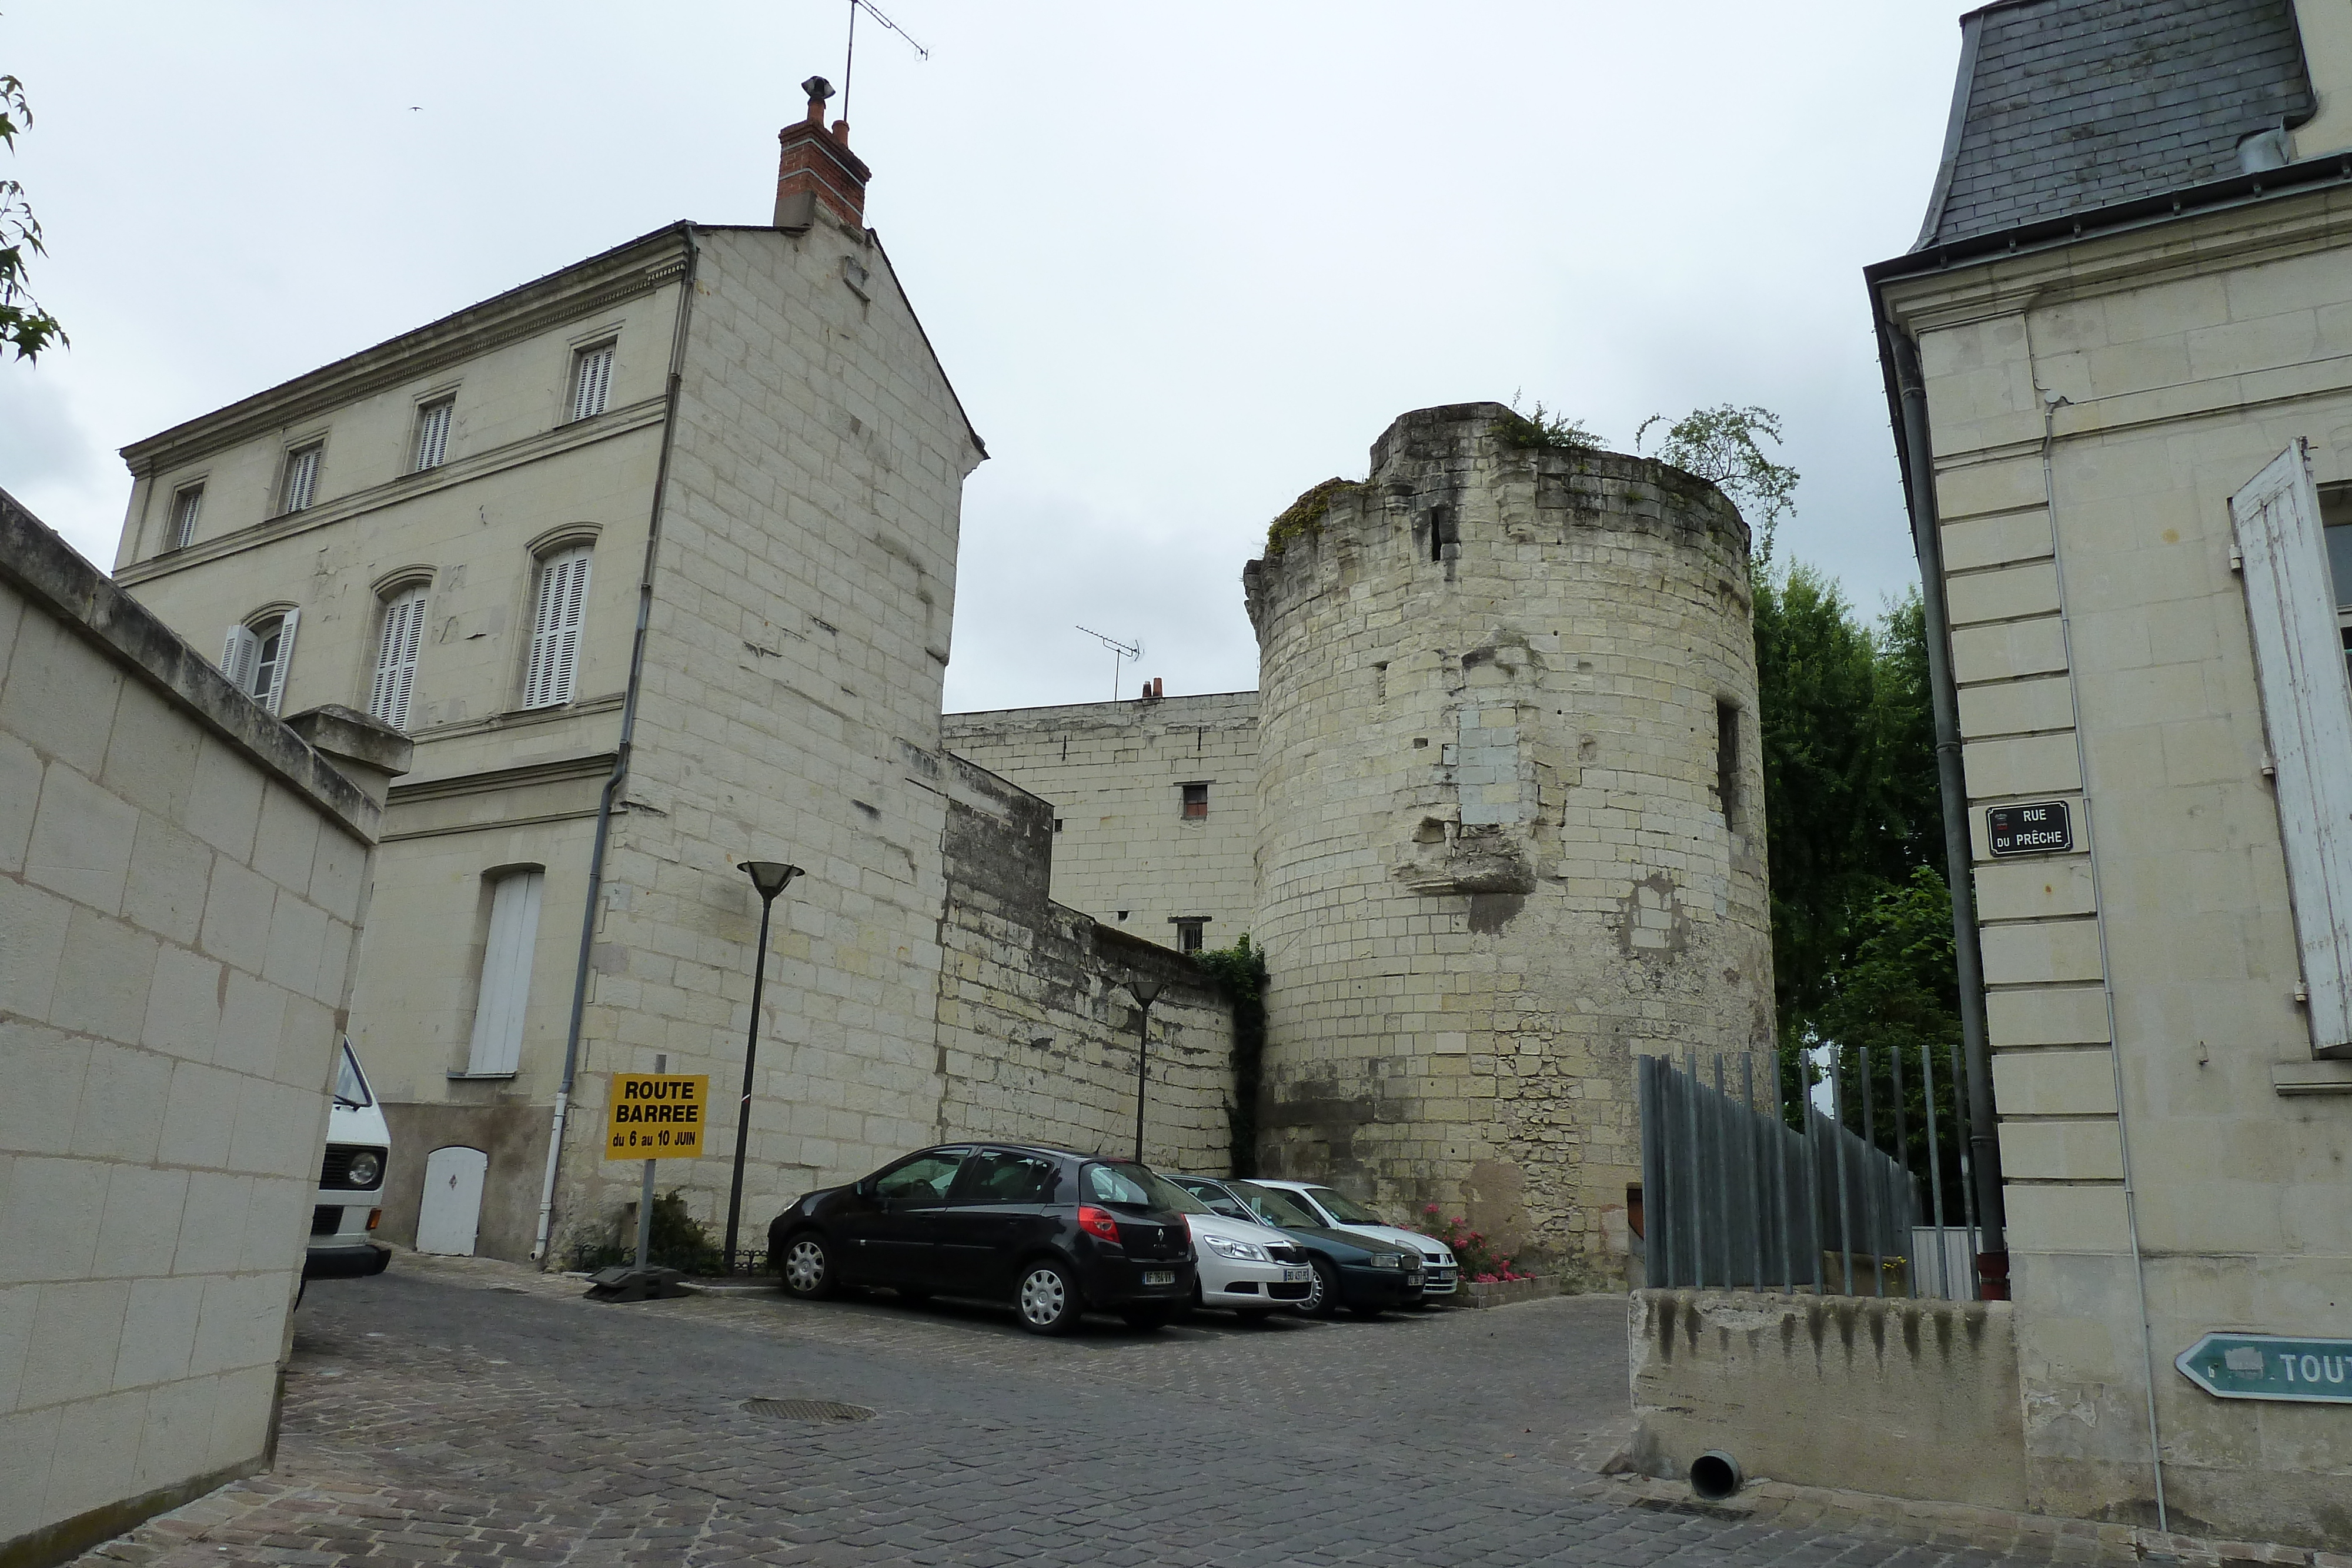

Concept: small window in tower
[[1181, 783, 1208, 820], [1374, 661, 1389, 701], [166, 483, 204, 551], [1428, 504, 1454, 563], [1716, 700, 1741, 823], [413, 396, 455, 472], [1053, 818, 1065, 832], [570, 341, 616, 422], [1175, 918, 1206, 954]]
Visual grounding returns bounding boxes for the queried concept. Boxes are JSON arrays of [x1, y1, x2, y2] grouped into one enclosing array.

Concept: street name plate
[[1987, 800, 2072, 857], [2176, 1332, 2352, 1403], [604, 1072, 709, 1161]]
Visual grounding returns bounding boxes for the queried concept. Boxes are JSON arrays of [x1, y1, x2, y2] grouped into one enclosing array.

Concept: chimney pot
[[774, 72, 870, 230], [831, 119, 850, 145]]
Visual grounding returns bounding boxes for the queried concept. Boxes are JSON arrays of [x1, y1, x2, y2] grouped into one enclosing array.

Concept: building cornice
[[116, 396, 666, 586], [121, 226, 693, 479], [1878, 179, 2352, 333], [387, 750, 619, 806]]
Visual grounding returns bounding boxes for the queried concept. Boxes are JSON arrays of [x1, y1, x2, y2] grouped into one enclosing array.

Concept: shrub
[[567, 1189, 726, 1275]]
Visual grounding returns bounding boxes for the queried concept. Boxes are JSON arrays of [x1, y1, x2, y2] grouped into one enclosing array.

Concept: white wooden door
[[416, 1145, 489, 1255]]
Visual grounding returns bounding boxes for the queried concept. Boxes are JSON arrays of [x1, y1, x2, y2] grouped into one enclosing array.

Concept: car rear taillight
[[1077, 1205, 1121, 1243]]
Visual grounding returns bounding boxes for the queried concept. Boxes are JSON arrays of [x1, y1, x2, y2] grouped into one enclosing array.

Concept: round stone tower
[[1242, 402, 1774, 1281]]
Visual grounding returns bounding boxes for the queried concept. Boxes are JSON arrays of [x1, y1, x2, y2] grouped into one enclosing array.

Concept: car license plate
[[1281, 1266, 1312, 1283], [1143, 1269, 1175, 1286]]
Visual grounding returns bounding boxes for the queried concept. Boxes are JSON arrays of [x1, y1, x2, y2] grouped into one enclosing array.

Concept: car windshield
[[1084, 1162, 1207, 1213], [1303, 1186, 1385, 1226], [1230, 1181, 1321, 1229], [333, 1039, 373, 1108]]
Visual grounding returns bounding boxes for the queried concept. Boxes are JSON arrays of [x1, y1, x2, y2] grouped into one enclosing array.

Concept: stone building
[[953, 404, 1776, 1277], [940, 691, 1260, 955], [108, 83, 1233, 1269], [1, 489, 410, 1563], [1861, 0, 2352, 1542]]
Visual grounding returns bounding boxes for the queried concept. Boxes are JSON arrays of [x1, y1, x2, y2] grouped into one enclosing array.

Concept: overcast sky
[[1, 2, 1962, 713]]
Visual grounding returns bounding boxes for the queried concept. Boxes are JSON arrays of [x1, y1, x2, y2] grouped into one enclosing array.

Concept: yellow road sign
[[604, 1072, 709, 1160]]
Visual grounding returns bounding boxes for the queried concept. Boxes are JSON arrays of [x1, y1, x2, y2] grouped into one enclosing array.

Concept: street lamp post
[[1122, 976, 1165, 1164], [725, 860, 802, 1272]]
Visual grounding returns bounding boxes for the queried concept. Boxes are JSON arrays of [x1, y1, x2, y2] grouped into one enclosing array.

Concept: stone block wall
[[934, 755, 1235, 1170], [941, 691, 1259, 950], [1242, 404, 1775, 1279], [0, 490, 405, 1564], [1626, 1290, 2027, 1510]]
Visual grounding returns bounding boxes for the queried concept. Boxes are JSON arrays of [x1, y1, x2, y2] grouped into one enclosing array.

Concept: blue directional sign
[[2176, 1332, 2352, 1403]]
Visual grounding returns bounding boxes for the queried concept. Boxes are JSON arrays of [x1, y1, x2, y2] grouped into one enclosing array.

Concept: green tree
[[1753, 563, 1886, 1049], [1638, 404, 1799, 570], [2, 71, 65, 361]]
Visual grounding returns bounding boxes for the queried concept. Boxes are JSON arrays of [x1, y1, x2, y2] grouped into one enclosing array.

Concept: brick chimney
[[774, 75, 871, 231]]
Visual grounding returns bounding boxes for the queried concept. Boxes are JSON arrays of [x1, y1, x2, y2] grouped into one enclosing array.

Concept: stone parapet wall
[[934, 755, 1234, 1169], [0, 489, 407, 1563], [1625, 1289, 2027, 1511], [1242, 404, 1774, 1279]]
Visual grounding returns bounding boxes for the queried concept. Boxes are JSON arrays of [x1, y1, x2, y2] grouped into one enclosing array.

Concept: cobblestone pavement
[[75, 1254, 2137, 1567]]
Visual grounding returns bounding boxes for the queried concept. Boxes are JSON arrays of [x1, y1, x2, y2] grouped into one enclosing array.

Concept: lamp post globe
[[1122, 976, 1166, 1165], [724, 860, 804, 1272]]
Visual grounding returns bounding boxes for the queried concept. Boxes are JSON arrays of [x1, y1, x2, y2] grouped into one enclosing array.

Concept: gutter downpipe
[[1887, 328, 2009, 1276], [2030, 380, 2170, 1533], [532, 225, 701, 1263]]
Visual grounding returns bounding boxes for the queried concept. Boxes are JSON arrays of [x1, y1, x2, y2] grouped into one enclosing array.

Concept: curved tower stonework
[[1242, 402, 1773, 1280]]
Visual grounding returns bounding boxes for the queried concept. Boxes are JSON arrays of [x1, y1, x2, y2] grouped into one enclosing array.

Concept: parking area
[[75, 1255, 2110, 1567]]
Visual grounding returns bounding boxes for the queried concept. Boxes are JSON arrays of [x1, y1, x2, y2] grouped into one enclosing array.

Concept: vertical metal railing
[[1636, 1042, 1983, 1299]]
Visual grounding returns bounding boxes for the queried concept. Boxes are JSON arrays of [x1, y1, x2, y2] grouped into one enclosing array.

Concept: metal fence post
[[1923, 1041, 1950, 1299], [1952, 1041, 1981, 1299], [1684, 1048, 1705, 1289], [1828, 1047, 1854, 1295]]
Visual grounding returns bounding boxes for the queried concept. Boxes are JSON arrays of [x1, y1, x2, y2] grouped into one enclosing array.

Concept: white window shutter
[[220, 624, 260, 693], [572, 345, 613, 421], [524, 548, 590, 708], [371, 589, 426, 729], [260, 609, 299, 716], [2231, 439, 2352, 1055], [465, 868, 544, 1076]]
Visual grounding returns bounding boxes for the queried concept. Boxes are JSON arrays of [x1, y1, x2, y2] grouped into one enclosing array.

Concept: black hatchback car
[[767, 1144, 1198, 1334], [1168, 1175, 1424, 1318]]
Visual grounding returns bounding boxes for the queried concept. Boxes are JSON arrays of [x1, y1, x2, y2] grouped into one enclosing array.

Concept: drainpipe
[[532, 226, 701, 1263], [1887, 328, 2008, 1272]]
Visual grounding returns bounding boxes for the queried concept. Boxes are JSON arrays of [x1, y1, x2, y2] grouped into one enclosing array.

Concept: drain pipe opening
[[1689, 1450, 1743, 1502]]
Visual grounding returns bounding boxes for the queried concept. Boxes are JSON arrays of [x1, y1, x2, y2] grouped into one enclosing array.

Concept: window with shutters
[[1175, 918, 1206, 954], [413, 397, 454, 472], [1181, 783, 1208, 819], [462, 867, 544, 1077], [369, 585, 429, 730], [2230, 444, 2352, 1058], [220, 609, 300, 716], [166, 484, 203, 551], [279, 444, 323, 514], [569, 342, 615, 422], [522, 545, 592, 708]]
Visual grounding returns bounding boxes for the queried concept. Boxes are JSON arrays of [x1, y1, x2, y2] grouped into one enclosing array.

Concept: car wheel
[[1121, 1303, 1176, 1330], [778, 1232, 838, 1300], [1015, 1259, 1083, 1335], [1298, 1256, 1341, 1318]]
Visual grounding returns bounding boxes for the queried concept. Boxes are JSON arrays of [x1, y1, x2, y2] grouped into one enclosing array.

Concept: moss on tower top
[[1264, 477, 1361, 559]]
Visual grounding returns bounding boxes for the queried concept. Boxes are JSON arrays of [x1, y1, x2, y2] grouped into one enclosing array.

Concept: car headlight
[[345, 1151, 382, 1188], [1203, 1236, 1268, 1262], [1370, 1252, 1402, 1269]]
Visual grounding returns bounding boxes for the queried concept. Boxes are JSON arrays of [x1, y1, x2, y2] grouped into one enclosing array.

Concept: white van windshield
[[334, 1039, 373, 1108]]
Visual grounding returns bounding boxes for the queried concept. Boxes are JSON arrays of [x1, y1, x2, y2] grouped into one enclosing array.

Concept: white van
[[302, 1038, 392, 1283]]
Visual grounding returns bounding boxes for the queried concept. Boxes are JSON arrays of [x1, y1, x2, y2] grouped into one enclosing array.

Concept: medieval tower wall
[[1242, 402, 1775, 1279]]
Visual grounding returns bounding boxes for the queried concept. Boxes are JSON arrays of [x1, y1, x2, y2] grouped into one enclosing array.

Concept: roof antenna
[[1076, 626, 1142, 701], [841, 0, 929, 124]]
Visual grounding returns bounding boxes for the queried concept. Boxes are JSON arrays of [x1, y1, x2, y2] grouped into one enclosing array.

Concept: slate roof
[[1915, 0, 2314, 250]]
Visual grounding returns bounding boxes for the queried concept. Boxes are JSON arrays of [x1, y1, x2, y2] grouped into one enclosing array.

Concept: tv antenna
[[1075, 626, 1142, 701], [842, 0, 929, 123]]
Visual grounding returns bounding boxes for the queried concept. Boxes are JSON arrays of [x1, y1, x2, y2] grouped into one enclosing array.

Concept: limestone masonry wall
[[941, 692, 1259, 950], [1241, 403, 1775, 1280], [933, 754, 1234, 1169]]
